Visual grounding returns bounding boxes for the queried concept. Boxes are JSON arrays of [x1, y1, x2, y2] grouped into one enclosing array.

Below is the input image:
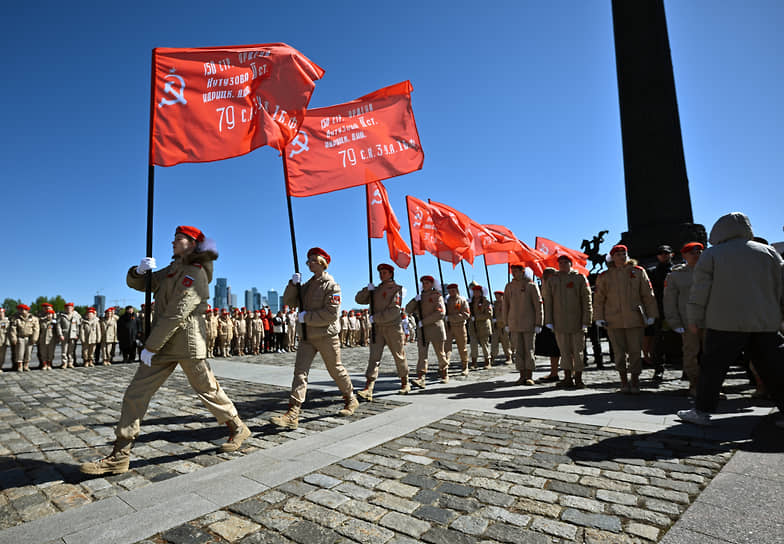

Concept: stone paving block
[[302, 473, 341, 489], [596, 489, 639, 506], [559, 494, 605, 513], [420, 526, 478, 544], [450, 515, 489, 535], [369, 492, 419, 514], [283, 497, 347, 528], [160, 523, 214, 544], [336, 517, 395, 543], [337, 499, 388, 522], [376, 480, 419, 498], [475, 488, 515, 507], [636, 485, 690, 504], [607, 504, 674, 528], [561, 508, 622, 532], [509, 485, 558, 503], [249, 508, 299, 532], [625, 521, 659, 541], [547, 480, 594, 498], [483, 522, 551, 544], [379, 511, 431, 538], [401, 473, 439, 489], [306, 488, 350, 509], [437, 482, 473, 497], [209, 515, 261, 541], [413, 504, 457, 524], [283, 519, 344, 544], [275, 480, 317, 497], [479, 505, 531, 527], [578, 475, 633, 493], [530, 516, 579, 539], [332, 482, 374, 500]]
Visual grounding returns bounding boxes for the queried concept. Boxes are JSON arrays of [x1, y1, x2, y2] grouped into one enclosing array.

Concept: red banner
[[483, 225, 549, 275], [367, 181, 411, 268], [284, 81, 424, 197], [151, 43, 324, 167], [406, 196, 468, 266], [535, 237, 590, 276]]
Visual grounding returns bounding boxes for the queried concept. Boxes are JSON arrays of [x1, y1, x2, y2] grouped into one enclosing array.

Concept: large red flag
[[483, 225, 549, 274], [285, 81, 424, 197], [425, 200, 479, 264], [406, 196, 466, 266], [151, 43, 324, 167], [535, 237, 590, 276], [367, 181, 411, 268]]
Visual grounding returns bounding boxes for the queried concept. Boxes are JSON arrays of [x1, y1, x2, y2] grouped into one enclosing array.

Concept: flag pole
[[483, 256, 493, 296], [282, 155, 306, 341], [144, 49, 156, 341], [436, 256, 446, 298], [365, 186, 376, 344], [460, 261, 479, 344], [405, 197, 425, 346]]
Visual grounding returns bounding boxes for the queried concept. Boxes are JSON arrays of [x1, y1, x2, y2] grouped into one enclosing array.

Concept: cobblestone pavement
[[0, 364, 405, 530], [136, 410, 736, 544]]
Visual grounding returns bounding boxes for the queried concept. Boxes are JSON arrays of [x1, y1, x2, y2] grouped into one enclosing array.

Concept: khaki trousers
[[82, 343, 97, 364], [681, 329, 702, 384], [470, 320, 492, 361], [555, 331, 585, 372], [0, 343, 7, 366], [416, 323, 449, 376], [116, 358, 238, 442], [288, 326, 296, 349], [290, 334, 352, 405], [607, 327, 644, 376], [510, 331, 535, 371], [490, 324, 512, 360], [61, 338, 77, 366], [218, 337, 230, 356], [365, 324, 408, 382], [38, 338, 57, 362], [102, 342, 116, 362], [446, 322, 469, 364], [14, 337, 33, 364]]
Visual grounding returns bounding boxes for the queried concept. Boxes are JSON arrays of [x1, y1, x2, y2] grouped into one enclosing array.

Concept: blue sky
[[2, 1, 782, 309]]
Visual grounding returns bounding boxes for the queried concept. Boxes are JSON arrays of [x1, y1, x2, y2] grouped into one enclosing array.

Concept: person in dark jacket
[[117, 306, 141, 363]]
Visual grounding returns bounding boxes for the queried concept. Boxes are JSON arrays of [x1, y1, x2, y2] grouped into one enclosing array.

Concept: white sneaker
[[677, 409, 711, 426]]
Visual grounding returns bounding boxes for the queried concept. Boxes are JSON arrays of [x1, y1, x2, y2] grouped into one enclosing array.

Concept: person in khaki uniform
[[348, 311, 360, 347], [235, 308, 248, 355], [101, 307, 119, 365], [204, 308, 216, 357], [38, 307, 59, 370], [80, 308, 102, 367], [594, 244, 658, 394], [270, 247, 358, 429], [80, 226, 251, 476], [444, 283, 470, 376], [503, 265, 543, 385], [469, 284, 494, 368], [217, 310, 233, 356], [490, 291, 512, 365], [0, 307, 9, 372], [405, 275, 450, 387], [286, 308, 297, 351], [339, 310, 350, 347], [10, 304, 40, 371], [57, 302, 81, 368], [544, 255, 593, 389], [248, 310, 262, 355], [664, 242, 704, 397], [355, 263, 410, 399]]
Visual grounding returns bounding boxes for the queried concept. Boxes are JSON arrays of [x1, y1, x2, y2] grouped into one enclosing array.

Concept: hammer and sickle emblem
[[158, 74, 188, 108], [288, 130, 310, 158], [371, 189, 383, 206], [413, 209, 423, 228]]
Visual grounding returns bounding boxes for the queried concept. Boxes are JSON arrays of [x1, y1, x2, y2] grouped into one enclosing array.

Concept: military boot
[[23, 363, 30, 371], [470, 358, 478, 370], [270, 403, 300, 429], [461, 362, 469, 376], [221, 416, 251, 452], [338, 394, 359, 417], [411, 374, 427, 389], [398, 377, 411, 395], [440, 368, 449, 384], [80, 439, 132, 475], [357, 381, 375, 402]]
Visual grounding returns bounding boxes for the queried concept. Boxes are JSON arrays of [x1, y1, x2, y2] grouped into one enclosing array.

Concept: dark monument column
[[611, 0, 706, 259]]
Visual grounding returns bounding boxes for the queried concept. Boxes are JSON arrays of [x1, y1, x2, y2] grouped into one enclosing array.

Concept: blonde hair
[[315, 255, 328, 269]]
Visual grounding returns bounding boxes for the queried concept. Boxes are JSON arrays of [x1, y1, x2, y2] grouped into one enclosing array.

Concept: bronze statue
[[581, 230, 609, 273]]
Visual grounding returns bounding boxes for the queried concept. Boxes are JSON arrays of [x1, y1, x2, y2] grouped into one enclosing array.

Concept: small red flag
[[407, 196, 471, 266], [285, 81, 424, 197], [535, 237, 590, 276], [367, 181, 411, 268], [151, 43, 324, 167]]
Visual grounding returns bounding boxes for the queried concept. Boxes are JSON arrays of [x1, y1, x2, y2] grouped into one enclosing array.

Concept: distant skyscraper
[[267, 289, 279, 313], [253, 290, 262, 310], [230, 293, 237, 308], [94, 295, 106, 315], [245, 287, 260, 311], [227, 285, 233, 309], [214, 278, 228, 309]]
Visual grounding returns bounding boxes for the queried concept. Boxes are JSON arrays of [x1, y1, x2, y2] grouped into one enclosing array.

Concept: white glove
[[674, 327, 685, 334], [504, 325, 510, 333], [415, 294, 421, 301], [136, 257, 157, 274], [140, 348, 154, 366], [595, 319, 607, 328], [545, 323, 553, 330], [582, 326, 588, 333], [492, 318, 497, 323], [369, 315, 374, 324], [367, 283, 375, 291], [471, 316, 476, 322], [291, 273, 301, 285], [534, 326, 542, 334], [646, 316, 656, 326], [418, 321, 423, 328], [298, 311, 306, 323]]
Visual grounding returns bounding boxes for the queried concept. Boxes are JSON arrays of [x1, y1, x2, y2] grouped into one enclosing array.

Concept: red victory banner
[[406, 196, 471, 266], [482, 224, 539, 266], [367, 181, 411, 268], [535, 237, 590, 276], [151, 43, 325, 167], [284, 81, 424, 197]]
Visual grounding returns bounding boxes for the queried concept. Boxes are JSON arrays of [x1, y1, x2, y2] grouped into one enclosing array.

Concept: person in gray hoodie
[[678, 212, 784, 426]]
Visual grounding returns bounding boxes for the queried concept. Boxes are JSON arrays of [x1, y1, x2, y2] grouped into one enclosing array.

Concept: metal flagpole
[[144, 49, 156, 340], [365, 186, 376, 344], [282, 155, 306, 341], [405, 197, 425, 346]]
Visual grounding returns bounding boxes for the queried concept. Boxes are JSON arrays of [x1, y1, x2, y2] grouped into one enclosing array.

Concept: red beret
[[556, 254, 572, 263], [87, 307, 96, 313], [307, 247, 331, 264], [446, 283, 459, 290], [175, 225, 205, 243], [420, 275, 435, 283], [65, 302, 74, 307], [681, 242, 704, 254], [472, 285, 483, 291], [241, 307, 246, 311], [17, 304, 30, 311], [221, 309, 229, 314], [41, 303, 52, 307], [494, 291, 504, 296], [47, 308, 55, 314], [377, 263, 394, 273], [610, 244, 628, 256]]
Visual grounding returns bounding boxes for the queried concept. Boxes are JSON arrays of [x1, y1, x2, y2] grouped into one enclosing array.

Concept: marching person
[[594, 245, 658, 394], [38, 306, 59, 370], [490, 291, 513, 365], [117, 306, 141, 363], [469, 283, 494, 368], [405, 275, 450, 387], [9, 304, 40, 371], [503, 265, 543, 386], [544, 254, 593, 389], [339, 310, 350, 347], [355, 263, 410, 399], [0, 308, 9, 372], [444, 283, 471, 376], [80, 226, 251, 476], [218, 309, 233, 357], [269, 247, 358, 429], [101, 307, 119, 365], [664, 242, 704, 397], [286, 307, 297, 351], [57, 302, 81, 368], [80, 308, 102, 367]]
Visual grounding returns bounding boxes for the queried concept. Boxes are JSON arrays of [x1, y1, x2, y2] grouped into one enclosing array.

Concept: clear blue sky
[[2, 1, 782, 309]]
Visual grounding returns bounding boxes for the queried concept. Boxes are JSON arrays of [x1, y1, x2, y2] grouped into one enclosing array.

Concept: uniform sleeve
[[355, 287, 371, 305], [305, 282, 340, 327], [9, 320, 17, 343], [663, 272, 681, 329], [581, 276, 593, 327], [126, 266, 163, 292], [502, 286, 512, 325], [405, 297, 419, 316], [594, 274, 607, 322], [687, 253, 713, 328], [638, 268, 659, 319], [144, 267, 206, 352], [282, 281, 300, 309], [31, 318, 40, 343], [543, 281, 554, 325], [532, 283, 543, 327], [79, 323, 86, 344], [422, 294, 446, 325]]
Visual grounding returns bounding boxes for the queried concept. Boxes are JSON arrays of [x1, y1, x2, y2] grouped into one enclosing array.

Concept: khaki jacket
[[0, 316, 9, 345], [127, 249, 217, 361], [405, 287, 447, 340], [493, 298, 506, 327], [10, 313, 40, 344], [235, 316, 247, 335], [544, 270, 593, 333], [57, 311, 82, 340], [356, 280, 404, 327], [595, 262, 658, 329], [340, 315, 349, 331], [283, 272, 341, 338], [663, 263, 693, 330], [446, 295, 470, 326], [38, 315, 59, 345], [503, 278, 543, 332], [101, 314, 119, 343], [80, 316, 102, 344], [251, 316, 264, 336], [218, 317, 233, 340]]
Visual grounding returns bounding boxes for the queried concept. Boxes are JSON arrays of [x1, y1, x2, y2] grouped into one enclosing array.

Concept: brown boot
[[80, 439, 132, 475], [440, 368, 449, 384], [461, 362, 469, 376], [221, 416, 251, 452], [470, 358, 478, 370], [357, 381, 375, 402], [398, 377, 411, 395], [338, 395, 359, 417], [270, 403, 300, 429], [411, 375, 427, 389]]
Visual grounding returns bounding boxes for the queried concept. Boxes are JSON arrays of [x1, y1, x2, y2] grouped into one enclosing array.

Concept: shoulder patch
[[182, 275, 194, 287], [331, 294, 341, 304]]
